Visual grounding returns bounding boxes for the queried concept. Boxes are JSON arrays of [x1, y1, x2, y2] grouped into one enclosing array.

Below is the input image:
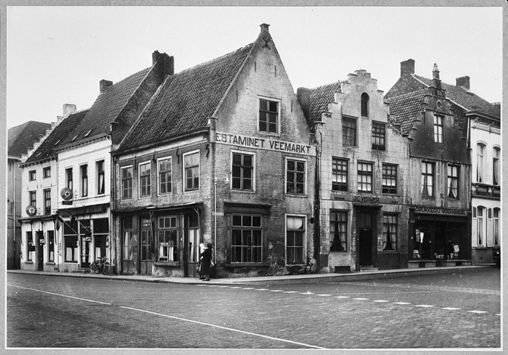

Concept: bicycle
[[90, 256, 110, 275]]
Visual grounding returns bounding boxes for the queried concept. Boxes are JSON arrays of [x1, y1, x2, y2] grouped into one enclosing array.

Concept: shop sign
[[215, 131, 314, 156], [415, 206, 468, 216], [352, 195, 380, 205]]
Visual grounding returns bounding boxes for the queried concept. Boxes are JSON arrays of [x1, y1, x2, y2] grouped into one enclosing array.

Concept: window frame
[[421, 161, 435, 198], [342, 116, 357, 146], [447, 164, 459, 199], [476, 143, 485, 183], [138, 161, 152, 197], [43, 167, 51, 179], [29, 190, 36, 208], [28, 170, 36, 181], [493, 147, 500, 186], [47, 230, 55, 262], [258, 97, 280, 135], [157, 216, 179, 262], [382, 163, 398, 194], [331, 157, 348, 192], [230, 214, 263, 263], [433, 114, 443, 143], [361, 93, 369, 117], [285, 157, 307, 195], [80, 164, 88, 197], [63, 220, 78, 263], [65, 167, 73, 190], [477, 206, 485, 246], [26, 231, 35, 262], [43, 188, 51, 215], [157, 157, 173, 196], [380, 214, 398, 252], [96, 160, 105, 195], [329, 210, 348, 252], [372, 121, 386, 150], [121, 165, 133, 200], [357, 161, 374, 193], [285, 214, 307, 265], [183, 150, 200, 192], [493, 208, 500, 246], [231, 150, 256, 192]]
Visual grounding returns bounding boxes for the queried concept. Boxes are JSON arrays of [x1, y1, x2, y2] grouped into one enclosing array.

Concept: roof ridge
[[384, 88, 428, 101], [309, 80, 342, 92]]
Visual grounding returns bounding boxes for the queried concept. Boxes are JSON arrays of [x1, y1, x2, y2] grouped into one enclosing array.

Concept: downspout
[[12, 160, 16, 268], [110, 146, 117, 274], [313, 124, 324, 273], [209, 117, 217, 263]]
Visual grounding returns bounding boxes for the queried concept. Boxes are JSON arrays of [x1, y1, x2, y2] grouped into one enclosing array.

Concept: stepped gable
[[60, 67, 151, 146], [385, 89, 427, 136], [413, 75, 499, 118], [23, 110, 88, 164], [8, 121, 52, 158], [117, 43, 255, 152]]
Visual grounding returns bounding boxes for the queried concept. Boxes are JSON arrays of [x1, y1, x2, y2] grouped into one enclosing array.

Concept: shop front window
[[231, 215, 262, 263], [158, 216, 178, 262], [47, 231, 55, 262], [123, 218, 133, 261], [381, 214, 397, 251], [477, 206, 485, 246], [26, 232, 35, 261], [330, 211, 347, 252], [64, 220, 78, 262], [286, 216, 305, 264]]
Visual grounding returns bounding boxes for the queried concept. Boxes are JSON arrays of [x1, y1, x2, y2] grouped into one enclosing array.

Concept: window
[[342, 117, 357, 146], [286, 216, 305, 264], [44, 189, 51, 215], [231, 215, 262, 263], [357, 162, 373, 192], [139, 162, 151, 197], [47, 231, 55, 262], [361, 93, 369, 117], [421, 162, 434, 197], [121, 167, 133, 199], [476, 143, 485, 183], [330, 211, 347, 252], [158, 217, 178, 262], [29, 191, 36, 207], [43, 167, 51, 178], [382, 164, 397, 194], [93, 218, 109, 260], [434, 115, 443, 143], [123, 218, 133, 261], [332, 158, 348, 191], [477, 206, 484, 246], [372, 121, 386, 150], [447, 165, 459, 199], [493, 147, 500, 186], [96, 160, 105, 195], [232, 153, 254, 191], [64, 220, 78, 262], [286, 159, 305, 194], [158, 158, 172, 194], [493, 208, 500, 246], [259, 98, 278, 133], [80, 165, 88, 197], [26, 232, 34, 261], [66, 168, 73, 190], [381, 214, 397, 251], [184, 152, 199, 191], [29, 170, 36, 181]]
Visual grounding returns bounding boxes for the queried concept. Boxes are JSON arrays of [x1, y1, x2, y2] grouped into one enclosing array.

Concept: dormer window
[[361, 93, 369, 117], [433, 115, 443, 143]]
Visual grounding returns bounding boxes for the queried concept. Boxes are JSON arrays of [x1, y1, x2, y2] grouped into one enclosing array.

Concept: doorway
[[184, 213, 200, 277], [139, 218, 153, 275], [36, 231, 44, 271], [357, 210, 375, 266]]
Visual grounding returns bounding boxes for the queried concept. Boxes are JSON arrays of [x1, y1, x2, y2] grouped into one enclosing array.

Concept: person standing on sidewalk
[[200, 243, 213, 281]]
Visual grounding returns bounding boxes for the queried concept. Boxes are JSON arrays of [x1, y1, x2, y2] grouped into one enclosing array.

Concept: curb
[[7, 265, 492, 285]]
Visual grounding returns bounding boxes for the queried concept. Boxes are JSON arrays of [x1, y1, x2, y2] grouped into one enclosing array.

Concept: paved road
[[7, 267, 500, 349]]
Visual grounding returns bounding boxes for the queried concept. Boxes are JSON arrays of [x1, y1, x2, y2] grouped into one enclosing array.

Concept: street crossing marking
[[300, 291, 314, 295], [118, 305, 327, 349], [269, 290, 284, 292], [468, 310, 488, 314], [415, 305, 434, 308], [317, 294, 331, 297], [283, 291, 298, 294], [353, 298, 369, 301], [8, 284, 112, 306], [373, 300, 389, 303], [255, 288, 269, 291], [393, 302, 411, 305], [336, 295, 350, 299], [442, 307, 460, 311], [242, 287, 254, 290]]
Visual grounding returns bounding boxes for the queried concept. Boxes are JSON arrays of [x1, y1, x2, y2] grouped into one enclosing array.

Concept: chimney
[[297, 87, 311, 121], [260, 23, 270, 32], [100, 79, 113, 93], [152, 50, 161, 66], [456, 76, 470, 90], [62, 103, 76, 117], [432, 63, 441, 90], [400, 59, 415, 77], [152, 51, 174, 76]]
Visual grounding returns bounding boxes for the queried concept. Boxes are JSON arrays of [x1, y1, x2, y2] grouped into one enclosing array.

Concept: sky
[[6, 6, 503, 129]]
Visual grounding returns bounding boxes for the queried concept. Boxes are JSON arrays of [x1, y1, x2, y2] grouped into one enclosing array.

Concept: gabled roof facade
[[302, 81, 342, 124], [385, 89, 427, 135], [8, 121, 51, 158], [117, 43, 255, 153]]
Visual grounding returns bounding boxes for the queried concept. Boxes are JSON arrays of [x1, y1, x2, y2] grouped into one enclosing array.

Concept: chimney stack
[[260, 23, 270, 32], [432, 63, 441, 90], [100, 79, 113, 93], [152, 50, 161, 66], [400, 59, 415, 77], [456, 76, 470, 90], [152, 51, 174, 76], [62, 103, 76, 117]]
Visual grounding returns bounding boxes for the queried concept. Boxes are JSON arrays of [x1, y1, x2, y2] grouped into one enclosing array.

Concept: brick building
[[112, 24, 316, 277], [18, 52, 171, 272], [7, 120, 51, 269], [385, 60, 472, 267], [298, 70, 410, 272]]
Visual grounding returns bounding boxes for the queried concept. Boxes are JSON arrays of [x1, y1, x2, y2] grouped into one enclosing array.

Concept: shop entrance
[[184, 213, 200, 277], [357, 210, 376, 266], [36, 231, 44, 271], [139, 218, 153, 275]]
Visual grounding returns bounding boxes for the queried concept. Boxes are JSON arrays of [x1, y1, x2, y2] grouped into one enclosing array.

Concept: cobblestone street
[[7, 268, 500, 349]]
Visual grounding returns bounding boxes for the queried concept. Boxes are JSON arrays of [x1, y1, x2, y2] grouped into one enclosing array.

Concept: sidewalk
[[7, 265, 491, 285]]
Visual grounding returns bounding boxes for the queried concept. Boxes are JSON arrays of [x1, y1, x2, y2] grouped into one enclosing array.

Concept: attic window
[[54, 139, 61, 146], [71, 135, 78, 142], [84, 130, 92, 137]]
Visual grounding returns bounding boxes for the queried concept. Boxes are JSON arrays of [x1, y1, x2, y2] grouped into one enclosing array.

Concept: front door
[[184, 213, 200, 277], [139, 218, 153, 275], [36, 231, 44, 271], [80, 236, 91, 268], [357, 211, 374, 266]]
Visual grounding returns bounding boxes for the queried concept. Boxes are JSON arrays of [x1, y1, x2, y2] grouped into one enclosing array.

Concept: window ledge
[[45, 262, 55, 265], [154, 261, 180, 267], [285, 194, 308, 198], [64, 261, 78, 263], [24, 261, 33, 264], [225, 262, 268, 268], [231, 190, 256, 194]]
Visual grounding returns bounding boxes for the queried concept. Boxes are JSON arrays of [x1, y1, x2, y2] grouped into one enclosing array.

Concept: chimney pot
[[400, 59, 415, 76], [100, 79, 113, 93], [62, 103, 76, 117], [260, 23, 270, 32], [152, 50, 161, 66], [456, 76, 470, 90]]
